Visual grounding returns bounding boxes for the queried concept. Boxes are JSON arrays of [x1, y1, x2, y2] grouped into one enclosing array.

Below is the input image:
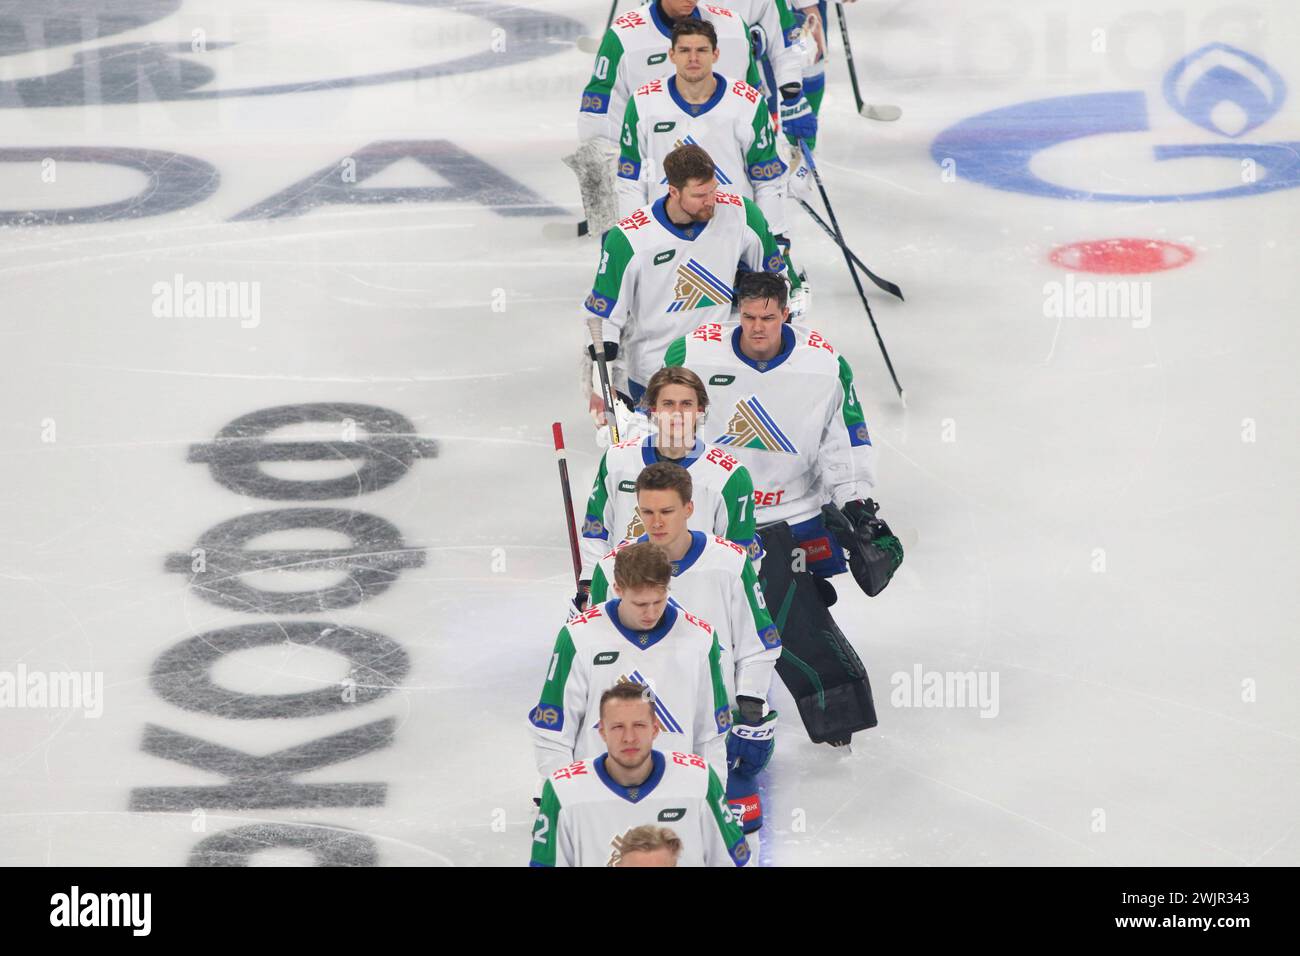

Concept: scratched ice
[[0, 0, 1297, 867]]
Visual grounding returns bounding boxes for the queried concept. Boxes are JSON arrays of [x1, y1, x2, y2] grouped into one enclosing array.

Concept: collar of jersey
[[650, 2, 700, 39], [595, 750, 667, 803], [641, 435, 705, 469], [605, 597, 678, 649], [731, 323, 795, 372], [636, 529, 707, 574], [652, 196, 709, 241], [668, 73, 727, 117]]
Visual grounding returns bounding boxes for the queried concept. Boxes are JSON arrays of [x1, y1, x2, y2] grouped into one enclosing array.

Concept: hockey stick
[[586, 315, 621, 444], [552, 423, 584, 587], [799, 139, 905, 405], [833, 3, 902, 121], [796, 198, 903, 301], [576, 0, 620, 52]]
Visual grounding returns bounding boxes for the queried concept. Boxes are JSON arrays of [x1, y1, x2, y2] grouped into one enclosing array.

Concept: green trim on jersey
[[741, 197, 796, 288], [582, 453, 612, 541], [588, 562, 611, 604], [619, 95, 641, 167], [706, 766, 749, 863], [590, 227, 636, 310], [530, 780, 561, 867], [837, 354, 867, 434], [745, 98, 780, 170], [663, 336, 687, 368], [708, 632, 730, 718], [720, 466, 756, 549], [538, 627, 578, 711], [743, 35, 762, 91], [775, 0, 797, 33], [581, 29, 626, 113], [739, 555, 776, 635]]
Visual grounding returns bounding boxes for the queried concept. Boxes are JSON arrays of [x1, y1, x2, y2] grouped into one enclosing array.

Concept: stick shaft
[[835, 3, 866, 114], [586, 316, 621, 445], [552, 423, 583, 586]]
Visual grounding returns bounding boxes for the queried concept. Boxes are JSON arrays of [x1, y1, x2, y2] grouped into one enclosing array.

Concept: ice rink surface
[[1, 0, 1297, 866]]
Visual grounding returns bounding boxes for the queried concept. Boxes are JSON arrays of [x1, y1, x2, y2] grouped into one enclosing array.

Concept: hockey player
[[587, 461, 779, 834], [579, 366, 761, 597], [579, 0, 761, 147], [722, 0, 818, 146], [663, 270, 904, 747], [571, 0, 762, 235], [616, 20, 787, 233], [584, 143, 787, 405], [530, 682, 749, 867], [530, 541, 732, 779]]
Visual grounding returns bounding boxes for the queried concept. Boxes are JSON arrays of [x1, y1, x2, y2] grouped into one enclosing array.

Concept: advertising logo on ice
[[932, 43, 1300, 202]]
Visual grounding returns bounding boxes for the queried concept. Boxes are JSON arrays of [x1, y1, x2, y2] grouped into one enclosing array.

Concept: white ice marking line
[[43, 362, 534, 383], [814, 159, 925, 196]]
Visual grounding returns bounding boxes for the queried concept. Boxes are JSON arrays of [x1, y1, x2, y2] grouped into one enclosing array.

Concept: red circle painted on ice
[[1049, 238, 1195, 275]]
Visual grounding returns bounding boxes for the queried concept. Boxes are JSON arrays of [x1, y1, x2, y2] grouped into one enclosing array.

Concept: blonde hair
[[620, 825, 683, 859]]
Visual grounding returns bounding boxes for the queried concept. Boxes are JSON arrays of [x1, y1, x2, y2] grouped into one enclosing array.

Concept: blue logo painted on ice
[[931, 43, 1300, 202]]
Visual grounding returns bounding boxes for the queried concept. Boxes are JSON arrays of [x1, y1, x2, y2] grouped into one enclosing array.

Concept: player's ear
[[684, 500, 695, 519]]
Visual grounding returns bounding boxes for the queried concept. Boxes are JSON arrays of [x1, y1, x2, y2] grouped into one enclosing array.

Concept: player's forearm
[[532, 734, 576, 779], [614, 174, 645, 221], [734, 652, 779, 704], [753, 179, 788, 236]]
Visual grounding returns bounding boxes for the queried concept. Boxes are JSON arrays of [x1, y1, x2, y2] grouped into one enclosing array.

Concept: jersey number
[[736, 493, 752, 524], [594, 56, 610, 81], [547, 652, 560, 682], [622, 123, 634, 148], [532, 813, 550, 844], [752, 581, 767, 610]]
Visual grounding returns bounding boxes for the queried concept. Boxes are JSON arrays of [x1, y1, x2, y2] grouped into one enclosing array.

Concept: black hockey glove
[[569, 580, 591, 618], [825, 500, 903, 597], [587, 341, 618, 363]]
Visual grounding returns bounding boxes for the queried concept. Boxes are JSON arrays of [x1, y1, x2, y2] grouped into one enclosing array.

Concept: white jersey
[[584, 193, 785, 389], [579, 435, 761, 580], [579, 3, 759, 144], [590, 531, 781, 703], [617, 73, 787, 233], [665, 322, 877, 525], [530, 751, 750, 867], [529, 599, 731, 780], [723, 0, 802, 101]]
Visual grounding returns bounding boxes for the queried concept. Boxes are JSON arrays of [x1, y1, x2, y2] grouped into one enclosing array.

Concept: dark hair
[[636, 461, 694, 505], [670, 19, 717, 50], [612, 540, 674, 589], [599, 681, 656, 719], [663, 143, 716, 190], [735, 270, 789, 311], [644, 366, 709, 412]]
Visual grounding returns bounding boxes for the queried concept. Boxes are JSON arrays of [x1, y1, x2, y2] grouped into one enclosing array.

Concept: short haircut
[[735, 270, 789, 311], [599, 681, 656, 719], [620, 825, 683, 859], [636, 461, 693, 506], [671, 19, 717, 50], [612, 540, 673, 590], [645, 365, 709, 412], [663, 143, 716, 190]]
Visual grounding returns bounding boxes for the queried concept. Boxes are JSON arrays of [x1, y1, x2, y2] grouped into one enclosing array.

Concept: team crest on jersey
[[582, 515, 606, 536], [668, 259, 734, 313], [617, 673, 683, 733], [624, 511, 645, 540], [529, 703, 563, 729], [716, 396, 798, 453], [659, 135, 732, 185]]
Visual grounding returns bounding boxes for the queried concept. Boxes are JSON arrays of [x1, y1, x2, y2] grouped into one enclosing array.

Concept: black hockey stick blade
[[797, 199, 903, 301]]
